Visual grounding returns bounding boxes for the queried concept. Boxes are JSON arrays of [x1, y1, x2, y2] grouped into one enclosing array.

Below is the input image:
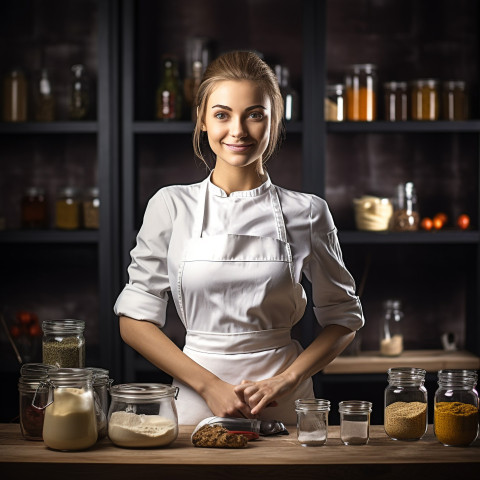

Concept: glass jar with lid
[[384, 81, 408, 121], [325, 84, 346, 121], [392, 182, 420, 232], [410, 79, 439, 120], [442, 81, 468, 121], [86, 367, 113, 439], [380, 299, 403, 357], [346, 64, 377, 121], [338, 400, 372, 445], [108, 383, 179, 448], [82, 187, 100, 229], [55, 186, 80, 230], [38, 368, 98, 451], [18, 363, 57, 440], [434, 369, 479, 446], [42, 319, 85, 368], [295, 398, 330, 446], [3, 68, 28, 122], [384, 367, 428, 441], [21, 187, 48, 229]]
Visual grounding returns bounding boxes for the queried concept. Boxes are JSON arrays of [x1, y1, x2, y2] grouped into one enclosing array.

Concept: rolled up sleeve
[[304, 196, 365, 332], [114, 191, 172, 326]]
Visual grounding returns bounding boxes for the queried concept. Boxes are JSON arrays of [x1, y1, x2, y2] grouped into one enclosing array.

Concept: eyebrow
[[211, 104, 267, 111]]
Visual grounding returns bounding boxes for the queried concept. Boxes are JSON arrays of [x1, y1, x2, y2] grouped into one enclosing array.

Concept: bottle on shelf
[[275, 65, 299, 122], [69, 64, 90, 120], [3, 68, 28, 122], [410, 79, 439, 121], [442, 81, 468, 121], [183, 60, 203, 122], [380, 299, 404, 356], [392, 182, 420, 231], [55, 186, 80, 230], [34, 68, 55, 122], [383, 81, 408, 121], [21, 187, 48, 229], [155, 56, 183, 121]]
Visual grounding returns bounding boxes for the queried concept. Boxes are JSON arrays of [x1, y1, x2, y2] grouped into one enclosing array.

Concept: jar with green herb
[[42, 319, 85, 368]]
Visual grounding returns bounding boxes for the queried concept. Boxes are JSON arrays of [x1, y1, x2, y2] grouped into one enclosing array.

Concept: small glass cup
[[295, 398, 330, 446], [339, 400, 372, 445]]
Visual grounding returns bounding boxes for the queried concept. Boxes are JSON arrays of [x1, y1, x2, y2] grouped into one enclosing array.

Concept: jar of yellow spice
[[434, 369, 479, 447]]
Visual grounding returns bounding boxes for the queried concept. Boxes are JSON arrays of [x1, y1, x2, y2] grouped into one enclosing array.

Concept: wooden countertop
[[1, 424, 478, 480], [323, 349, 480, 374]]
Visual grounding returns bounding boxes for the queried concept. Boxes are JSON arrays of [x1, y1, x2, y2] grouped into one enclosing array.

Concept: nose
[[230, 117, 247, 139]]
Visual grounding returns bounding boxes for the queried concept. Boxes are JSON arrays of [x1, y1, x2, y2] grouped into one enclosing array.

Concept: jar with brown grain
[[392, 182, 419, 232], [42, 319, 85, 368], [434, 369, 479, 446], [410, 79, 439, 121], [384, 367, 428, 441], [384, 81, 408, 121], [442, 81, 468, 121]]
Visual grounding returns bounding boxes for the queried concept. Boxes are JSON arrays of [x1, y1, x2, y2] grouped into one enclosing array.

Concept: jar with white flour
[[108, 383, 179, 448], [36, 368, 98, 451]]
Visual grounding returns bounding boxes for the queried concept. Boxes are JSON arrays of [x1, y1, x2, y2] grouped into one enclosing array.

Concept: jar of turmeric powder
[[434, 369, 479, 446], [346, 64, 377, 121]]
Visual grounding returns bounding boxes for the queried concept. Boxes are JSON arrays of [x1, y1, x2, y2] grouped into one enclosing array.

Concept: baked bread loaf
[[191, 424, 248, 448]]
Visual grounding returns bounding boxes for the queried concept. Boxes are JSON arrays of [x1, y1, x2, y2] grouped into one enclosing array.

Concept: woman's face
[[202, 80, 271, 170]]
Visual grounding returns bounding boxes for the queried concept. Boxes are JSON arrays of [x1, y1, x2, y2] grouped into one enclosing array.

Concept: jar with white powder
[[40, 368, 98, 451], [339, 400, 372, 445], [108, 383, 179, 448], [295, 398, 330, 446]]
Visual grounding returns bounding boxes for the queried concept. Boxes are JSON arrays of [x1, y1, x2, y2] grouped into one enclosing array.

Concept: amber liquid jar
[[346, 64, 377, 121], [384, 82, 408, 121], [3, 69, 27, 122], [410, 79, 439, 121], [21, 187, 47, 229], [55, 187, 80, 230], [442, 81, 468, 121]]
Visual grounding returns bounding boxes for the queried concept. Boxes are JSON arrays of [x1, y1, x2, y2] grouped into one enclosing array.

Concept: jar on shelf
[[384, 367, 428, 441], [275, 65, 300, 122], [392, 182, 420, 231], [346, 64, 377, 121], [384, 81, 408, 121], [82, 187, 100, 229], [108, 383, 179, 448], [42, 319, 86, 368], [295, 398, 330, 446], [18, 363, 57, 440], [380, 299, 403, 357], [155, 57, 182, 121], [34, 68, 55, 122], [325, 84, 346, 121], [39, 368, 98, 451], [410, 79, 439, 121], [338, 400, 372, 445], [442, 81, 468, 121], [55, 187, 80, 230], [69, 64, 89, 120], [21, 187, 48, 229], [3, 68, 28, 122], [434, 369, 479, 446], [86, 367, 113, 439]]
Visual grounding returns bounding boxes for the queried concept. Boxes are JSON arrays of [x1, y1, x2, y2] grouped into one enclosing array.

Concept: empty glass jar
[[339, 400, 372, 445], [295, 398, 330, 446]]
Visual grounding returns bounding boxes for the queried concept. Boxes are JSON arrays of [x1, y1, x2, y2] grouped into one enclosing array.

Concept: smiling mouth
[[224, 143, 253, 152]]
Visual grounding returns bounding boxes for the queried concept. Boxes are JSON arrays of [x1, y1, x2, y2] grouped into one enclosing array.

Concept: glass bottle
[[434, 369, 479, 446], [3, 68, 28, 122], [18, 363, 57, 440], [442, 81, 468, 121], [55, 186, 80, 230], [156, 57, 182, 121], [384, 81, 408, 121], [275, 65, 300, 122], [338, 400, 372, 445], [384, 367, 428, 441], [410, 79, 439, 121], [69, 64, 89, 120], [82, 187, 100, 229], [184, 60, 203, 121], [325, 84, 346, 121], [21, 187, 48, 229], [295, 398, 330, 446], [392, 182, 420, 231], [34, 68, 55, 122], [42, 319, 86, 368], [86, 367, 112, 439], [40, 368, 97, 450], [380, 299, 403, 357], [108, 383, 179, 448], [346, 64, 377, 121]]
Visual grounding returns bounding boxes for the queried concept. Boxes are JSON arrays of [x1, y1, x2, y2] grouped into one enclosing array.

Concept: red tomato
[[420, 217, 433, 231], [457, 214, 470, 230], [29, 324, 42, 337], [433, 213, 447, 229], [17, 311, 33, 325], [9, 325, 21, 338]]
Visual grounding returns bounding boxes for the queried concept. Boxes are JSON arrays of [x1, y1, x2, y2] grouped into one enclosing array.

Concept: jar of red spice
[[18, 363, 57, 440]]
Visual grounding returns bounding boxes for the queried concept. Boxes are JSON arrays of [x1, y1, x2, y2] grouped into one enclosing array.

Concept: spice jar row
[[325, 64, 469, 122], [21, 186, 99, 230], [2, 64, 91, 122], [385, 367, 479, 446]]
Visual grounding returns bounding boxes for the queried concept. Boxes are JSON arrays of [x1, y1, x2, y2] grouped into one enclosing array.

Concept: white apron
[[173, 180, 313, 425]]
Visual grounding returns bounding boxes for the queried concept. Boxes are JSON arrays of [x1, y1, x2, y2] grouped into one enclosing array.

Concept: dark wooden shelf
[[327, 120, 480, 133], [0, 122, 98, 134], [0, 230, 99, 244], [338, 230, 479, 244]]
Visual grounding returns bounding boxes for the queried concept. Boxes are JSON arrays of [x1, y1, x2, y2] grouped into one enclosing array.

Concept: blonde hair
[[193, 50, 285, 167]]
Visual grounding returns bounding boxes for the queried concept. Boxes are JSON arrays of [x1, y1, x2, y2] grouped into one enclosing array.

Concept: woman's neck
[[211, 161, 266, 195]]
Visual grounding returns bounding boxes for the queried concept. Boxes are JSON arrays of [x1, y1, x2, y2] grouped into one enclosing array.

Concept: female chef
[[114, 50, 364, 425]]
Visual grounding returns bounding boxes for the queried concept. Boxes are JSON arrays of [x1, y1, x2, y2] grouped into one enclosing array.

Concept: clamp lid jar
[[86, 367, 112, 439], [434, 369, 479, 446], [384, 367, 428, 441], [108, 383, 179, 448]]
